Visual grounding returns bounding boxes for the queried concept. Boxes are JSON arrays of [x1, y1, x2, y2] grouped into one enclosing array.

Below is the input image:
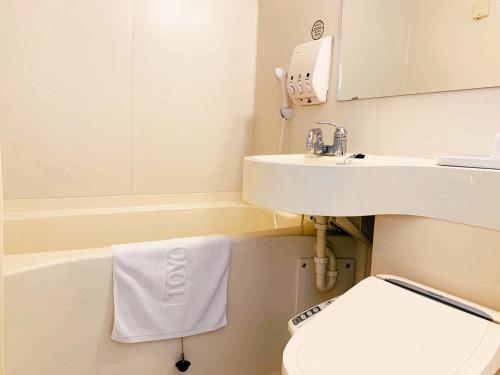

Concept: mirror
[[337, 0, 500, 101]]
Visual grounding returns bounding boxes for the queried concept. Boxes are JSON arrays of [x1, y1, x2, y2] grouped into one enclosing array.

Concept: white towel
[[111, 234, 232, 343]]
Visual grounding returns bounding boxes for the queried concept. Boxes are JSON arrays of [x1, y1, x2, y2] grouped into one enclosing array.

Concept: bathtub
[[3, 192, 325, 375], [3, 192, 302, 254]]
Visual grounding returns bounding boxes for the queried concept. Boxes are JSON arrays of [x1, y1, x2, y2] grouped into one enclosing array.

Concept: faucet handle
[[306, 128, 323, 151]]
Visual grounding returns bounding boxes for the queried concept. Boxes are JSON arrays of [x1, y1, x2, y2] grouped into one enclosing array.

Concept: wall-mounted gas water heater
[[287, 36, 333, 105]]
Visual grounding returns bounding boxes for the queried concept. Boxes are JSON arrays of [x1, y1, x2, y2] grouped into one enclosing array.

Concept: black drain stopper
[[175, 338, 191, 372], [175, 354, 191, 372]]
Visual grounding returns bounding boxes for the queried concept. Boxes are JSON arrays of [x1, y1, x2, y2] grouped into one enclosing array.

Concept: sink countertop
[[242, 154, 500, 231]]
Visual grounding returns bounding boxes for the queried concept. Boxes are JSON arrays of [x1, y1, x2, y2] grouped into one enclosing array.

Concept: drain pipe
[[313, 216, 338, 292]]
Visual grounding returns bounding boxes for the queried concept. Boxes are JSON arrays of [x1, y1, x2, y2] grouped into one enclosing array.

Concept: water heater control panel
[[287, 36, 333, 106]]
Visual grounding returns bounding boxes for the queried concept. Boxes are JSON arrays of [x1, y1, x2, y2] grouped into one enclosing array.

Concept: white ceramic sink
[[247, 154, 434, 166], [242, 153, 500, 231]]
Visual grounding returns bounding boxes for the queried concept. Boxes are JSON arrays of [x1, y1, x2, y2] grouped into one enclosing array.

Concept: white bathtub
[[3, 192, 301, 254], [4, 193, 325, 375]]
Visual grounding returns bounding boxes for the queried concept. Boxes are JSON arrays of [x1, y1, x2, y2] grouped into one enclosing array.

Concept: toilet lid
[[283, 276, 500, 375]]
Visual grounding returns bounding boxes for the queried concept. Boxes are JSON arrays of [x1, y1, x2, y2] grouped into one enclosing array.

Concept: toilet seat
[[283, 275, 500, 375]]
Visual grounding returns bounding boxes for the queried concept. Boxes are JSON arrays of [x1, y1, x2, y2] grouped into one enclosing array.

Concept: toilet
[[283, 275, 500, 375]]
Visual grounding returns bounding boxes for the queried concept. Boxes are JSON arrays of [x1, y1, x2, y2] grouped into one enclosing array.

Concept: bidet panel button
[[288, 86, 295, 95], [288, 297, 338, 335]]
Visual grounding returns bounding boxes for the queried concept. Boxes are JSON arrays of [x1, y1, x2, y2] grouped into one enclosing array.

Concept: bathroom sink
[[249, 153, 434, 166], [242, 153, 500, 230]]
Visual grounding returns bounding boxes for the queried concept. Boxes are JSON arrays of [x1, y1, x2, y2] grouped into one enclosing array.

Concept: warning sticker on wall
[[311, 20, 324, 40]]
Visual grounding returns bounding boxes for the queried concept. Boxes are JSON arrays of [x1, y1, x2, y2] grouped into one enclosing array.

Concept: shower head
[[274, 67, 293, 120], [274, 67, 287, 81]]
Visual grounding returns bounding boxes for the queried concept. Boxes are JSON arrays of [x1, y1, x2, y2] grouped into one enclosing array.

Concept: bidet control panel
[[287, 36, 333, 106], [288, 297, 337, 335]]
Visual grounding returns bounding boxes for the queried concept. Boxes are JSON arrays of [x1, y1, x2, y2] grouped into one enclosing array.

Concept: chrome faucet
[[306, 122, 347, 156], [306, 128, 324, 153]]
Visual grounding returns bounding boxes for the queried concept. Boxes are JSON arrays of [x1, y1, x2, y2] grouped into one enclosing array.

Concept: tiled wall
[[0, 0, 257, 199]]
